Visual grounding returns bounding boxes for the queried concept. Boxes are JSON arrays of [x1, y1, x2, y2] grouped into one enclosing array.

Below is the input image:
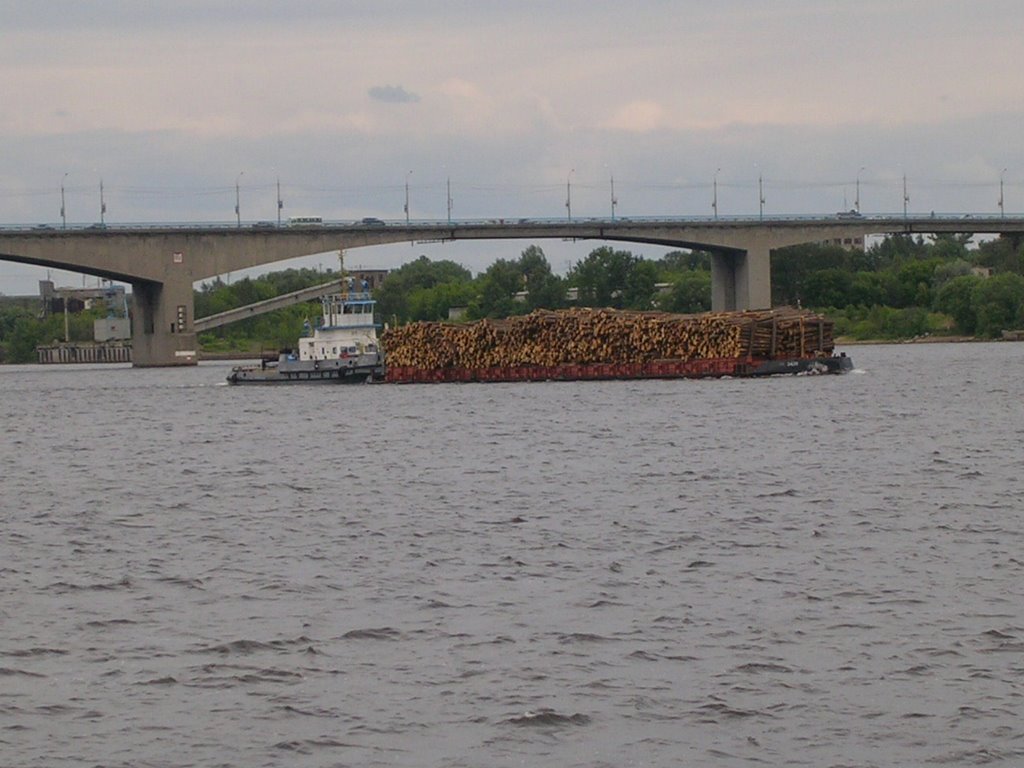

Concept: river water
[[2, 342, 1023, 768]]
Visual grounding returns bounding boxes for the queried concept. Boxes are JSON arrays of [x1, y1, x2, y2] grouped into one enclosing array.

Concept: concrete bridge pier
[[130, 277, 198, 366], [710, 245, 772, 311]]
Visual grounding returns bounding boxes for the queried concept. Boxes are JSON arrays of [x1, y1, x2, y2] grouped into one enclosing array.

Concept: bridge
[[2, 214, 1022, 366]]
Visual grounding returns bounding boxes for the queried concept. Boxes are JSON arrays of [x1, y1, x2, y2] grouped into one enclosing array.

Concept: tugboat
[[226, 280, 384, 385]]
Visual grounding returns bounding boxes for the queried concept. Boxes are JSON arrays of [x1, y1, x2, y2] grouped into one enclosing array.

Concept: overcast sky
[[2, 0, 1023, 293]]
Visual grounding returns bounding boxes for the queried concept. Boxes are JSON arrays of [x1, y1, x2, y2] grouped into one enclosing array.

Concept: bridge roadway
[[2, 214, 1022, 366]]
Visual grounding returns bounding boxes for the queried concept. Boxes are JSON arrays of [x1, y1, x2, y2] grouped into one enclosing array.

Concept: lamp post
[[60, 172, 68, 229], [277, 176, 283, 226], [100, 179, 106, 224], [902, 174, 909, 220], [758, 174, 765, 221], [404, 171, 412, 224], [712, 168, 720, 220], [999, 168, 1006, 218], [447, 176, 453, 224], [855, 166, 865, 213], [610, 171, 617, 219], [566, 169, 574, 221], [235, 171, 244, 227]]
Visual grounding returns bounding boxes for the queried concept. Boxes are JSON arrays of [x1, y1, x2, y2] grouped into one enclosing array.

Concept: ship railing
[[337, 291, 372, 301]]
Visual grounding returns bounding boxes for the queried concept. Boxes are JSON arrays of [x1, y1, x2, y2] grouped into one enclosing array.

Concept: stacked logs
[[382, 307, 834, 370]]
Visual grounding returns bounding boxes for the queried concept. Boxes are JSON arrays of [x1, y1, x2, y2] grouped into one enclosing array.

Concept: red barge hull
[[384, 354, 853, 384]]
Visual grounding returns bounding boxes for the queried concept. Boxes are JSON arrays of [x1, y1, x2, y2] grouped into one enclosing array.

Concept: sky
[[2, 0, 1023, 294]]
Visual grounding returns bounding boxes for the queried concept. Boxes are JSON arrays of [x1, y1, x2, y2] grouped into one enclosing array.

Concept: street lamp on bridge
[[100, 179, 106, 225], [447, 176, 453, 224], [902, 174, 909, 220], [855, 166, 865, 213], [566, 169, 575, 221], [758, 174, 765, 221], [999, 168, 1007, 218], [610, 171, 617, 219], [404, 170, 412, 224], [277, 176, 283, 227], [60, 172, 68, 229], [235, 171, 244, 228], [712, 168, 720, 220]]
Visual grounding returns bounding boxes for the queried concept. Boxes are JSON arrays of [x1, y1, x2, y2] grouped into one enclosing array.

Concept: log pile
[[382, 307, 834, 370]]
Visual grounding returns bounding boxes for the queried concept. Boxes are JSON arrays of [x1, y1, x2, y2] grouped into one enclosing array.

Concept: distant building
[[818, 236, 866, 251], [36, 280, 133, 359], [39, 279, 129, 320]]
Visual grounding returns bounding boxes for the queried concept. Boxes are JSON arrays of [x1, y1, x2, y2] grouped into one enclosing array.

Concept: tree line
[[771, 233, 1024, 338], [365, 234, 1024, 340], [2, 233, 1023, 362]]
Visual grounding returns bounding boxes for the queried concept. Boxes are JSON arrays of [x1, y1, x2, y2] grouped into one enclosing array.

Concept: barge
[[380, 306, 852, 384], [228, 293, 853, 385], [384, 353, 852, 383]]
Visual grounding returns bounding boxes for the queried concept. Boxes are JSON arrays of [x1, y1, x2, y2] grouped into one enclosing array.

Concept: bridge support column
[[130, 278, 198, 367], [710, 245, 772, 312]]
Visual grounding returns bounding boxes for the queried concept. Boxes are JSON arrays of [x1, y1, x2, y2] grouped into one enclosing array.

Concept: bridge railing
[[1, 213, 1019, 232]]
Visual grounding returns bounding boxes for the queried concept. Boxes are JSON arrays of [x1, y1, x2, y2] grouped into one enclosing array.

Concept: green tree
[[468, 258, 524, 319], [6, 317, 46, 363], [623, 259, 659, 309], [974, 235, 1023, 275], [519, 246, 567, 310], [930, 233, 973, 262], [802, 268, 854, 308], [0, 306, 33, 341], [932, 259, 975, 290], [658, 270, 711, 313], [655, 249, 710, 275], [934, 274, 981, 334], [569, 246, 656, 308], [771, 243, 850, 305], [972, 273, 1024, 337], [866, 234, 929, 269], [407, 281, 478, 322], [373, 256, 473, 323], [848, 271, 887, 307], [887, 259, 940, 308]]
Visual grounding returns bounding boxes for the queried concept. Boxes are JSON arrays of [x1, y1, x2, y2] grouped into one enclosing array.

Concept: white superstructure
[[298, 291, 380, 362]]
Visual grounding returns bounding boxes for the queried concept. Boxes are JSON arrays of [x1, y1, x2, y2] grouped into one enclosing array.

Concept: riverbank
[[836, 334, 981, 345]]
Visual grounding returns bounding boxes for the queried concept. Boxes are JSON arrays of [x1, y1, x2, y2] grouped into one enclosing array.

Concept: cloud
[[605, 101, 665, 133], [368, 85, 420, 104]]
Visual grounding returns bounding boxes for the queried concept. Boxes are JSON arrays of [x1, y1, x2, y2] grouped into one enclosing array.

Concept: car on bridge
[[836, 209, 862, 219], [359, 217, 386, 226]]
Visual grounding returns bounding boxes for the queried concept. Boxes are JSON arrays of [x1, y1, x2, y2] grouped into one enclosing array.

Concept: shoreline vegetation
[[2, 234, 1023, 364]]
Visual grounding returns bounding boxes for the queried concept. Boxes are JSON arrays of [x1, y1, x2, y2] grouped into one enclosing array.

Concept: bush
[[829, 305, 950, 340]]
